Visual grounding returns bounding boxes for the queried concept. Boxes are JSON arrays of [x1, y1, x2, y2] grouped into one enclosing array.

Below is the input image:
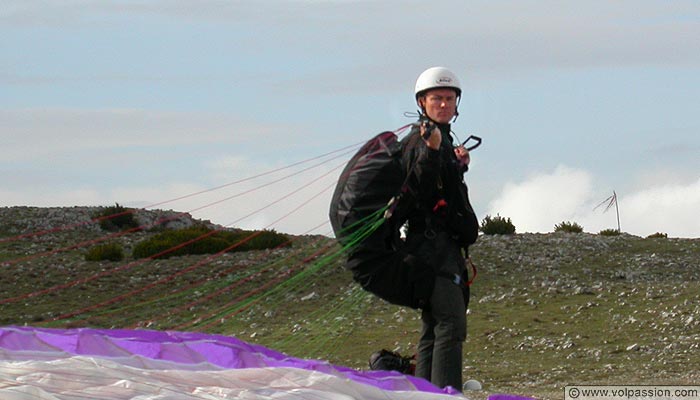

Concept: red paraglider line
[[168, 222, 345, 333], [50, 170, 341, 321], [191, 239, 338, 332], [1, 159, 342, 307], [82, 220, 330, 328], [160, 222, 330, 317]]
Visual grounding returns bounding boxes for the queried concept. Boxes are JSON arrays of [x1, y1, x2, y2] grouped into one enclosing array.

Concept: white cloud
[[487, 166, 700, 238], [620, 178, 700, 238], [486, 165, 594, 233]]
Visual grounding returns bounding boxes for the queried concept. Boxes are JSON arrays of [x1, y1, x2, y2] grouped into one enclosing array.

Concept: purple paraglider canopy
[[0, 326, 467, 399]]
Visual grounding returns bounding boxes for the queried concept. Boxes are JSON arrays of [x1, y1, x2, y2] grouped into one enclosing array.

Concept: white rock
[[463, 379, 482, 391]]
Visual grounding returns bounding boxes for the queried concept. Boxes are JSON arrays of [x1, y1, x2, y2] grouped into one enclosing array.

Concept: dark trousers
[[411, 231, 467, 391]]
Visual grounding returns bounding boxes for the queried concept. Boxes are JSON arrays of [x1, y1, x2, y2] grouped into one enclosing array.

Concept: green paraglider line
[[230, 210, 390, 354], [167, 209, 391, 332], [45, 259, 276, 328], [337, 205, 390, 250], [82, 208, 389, 332], [292, 286, 370, 357], [190, 258, 329, 330], [186, 207, 391, 332]]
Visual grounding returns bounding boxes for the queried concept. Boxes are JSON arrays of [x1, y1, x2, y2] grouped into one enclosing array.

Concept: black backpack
[[328, 128, 437, 309], [328, 130, 412, 247]]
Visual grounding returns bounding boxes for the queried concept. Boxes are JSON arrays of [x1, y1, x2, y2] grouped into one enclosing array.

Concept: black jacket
[[400, 121, 478, 248]]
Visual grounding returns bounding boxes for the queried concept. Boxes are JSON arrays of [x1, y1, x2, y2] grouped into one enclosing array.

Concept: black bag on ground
[[369, 349, 415, 375]]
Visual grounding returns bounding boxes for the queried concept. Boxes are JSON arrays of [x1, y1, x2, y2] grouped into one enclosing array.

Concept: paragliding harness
[[328, 120, 481, 309]]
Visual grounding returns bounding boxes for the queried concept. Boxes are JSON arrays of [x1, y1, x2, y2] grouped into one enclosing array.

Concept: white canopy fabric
[[0, 353, 460, 399], [0, 326, 468, 400]]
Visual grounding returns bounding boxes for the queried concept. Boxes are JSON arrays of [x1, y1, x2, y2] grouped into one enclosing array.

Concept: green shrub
[[85, 243, 124, 262], [133, 226, 218, 259], [599, 228, 621, 236], [245, 229, 289, 250], [132, 226, 289, 259], [646, 232, 668, 239], [554, 221, 583, 233], [95, 203, 139, 232], [480, 214, 516, 235]]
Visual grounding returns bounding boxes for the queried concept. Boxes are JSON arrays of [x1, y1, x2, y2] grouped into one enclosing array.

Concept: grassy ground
[[1, 225, 699, 399]]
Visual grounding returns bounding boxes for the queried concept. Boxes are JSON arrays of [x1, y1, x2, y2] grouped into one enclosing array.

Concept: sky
[[2, 0, 699, 238]]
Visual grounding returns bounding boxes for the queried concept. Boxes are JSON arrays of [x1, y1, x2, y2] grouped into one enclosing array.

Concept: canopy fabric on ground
[[0, 326, 469, 399]]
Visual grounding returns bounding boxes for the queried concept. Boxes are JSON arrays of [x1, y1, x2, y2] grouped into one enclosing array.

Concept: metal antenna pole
[[613, 191, 621, 232]]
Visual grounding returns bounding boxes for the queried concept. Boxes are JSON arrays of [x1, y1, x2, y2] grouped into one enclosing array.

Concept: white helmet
[[414, 66, 462, 100]]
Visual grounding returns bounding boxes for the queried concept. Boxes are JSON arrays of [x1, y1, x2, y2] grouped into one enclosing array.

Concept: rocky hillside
[[1, 206, 212, 235], [1, 206, 699, 399]]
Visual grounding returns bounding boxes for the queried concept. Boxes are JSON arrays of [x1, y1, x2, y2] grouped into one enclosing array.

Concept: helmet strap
[[453, 95, 461, 122]]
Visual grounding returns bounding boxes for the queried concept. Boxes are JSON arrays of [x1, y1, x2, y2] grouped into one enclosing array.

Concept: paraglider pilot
[[400, 66, 479, 391]]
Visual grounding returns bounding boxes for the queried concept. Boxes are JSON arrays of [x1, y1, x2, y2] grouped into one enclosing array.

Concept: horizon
[[1, 200, 697, 240]]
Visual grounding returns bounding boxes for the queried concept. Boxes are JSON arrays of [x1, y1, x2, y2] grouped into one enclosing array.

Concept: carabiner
[[461, 135, 482, 151]]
